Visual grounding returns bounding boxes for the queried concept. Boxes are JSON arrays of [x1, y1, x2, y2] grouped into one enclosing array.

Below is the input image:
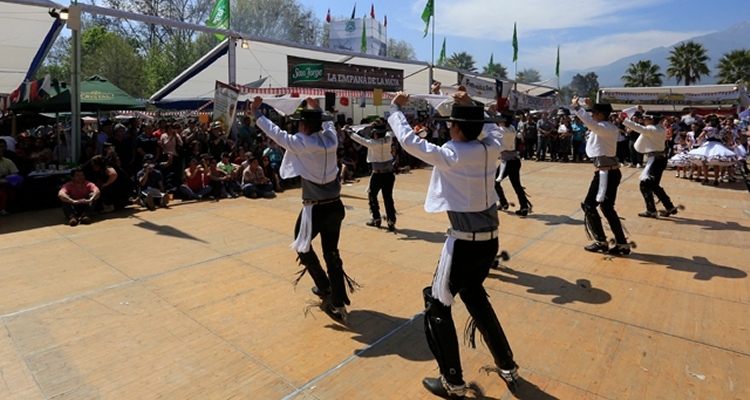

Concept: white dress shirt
[[575, 108, 618, 158], [622, 119, 666, 154]]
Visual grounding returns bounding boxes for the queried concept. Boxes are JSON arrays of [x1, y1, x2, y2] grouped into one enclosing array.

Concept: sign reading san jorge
[[287, 56, 403, 92]]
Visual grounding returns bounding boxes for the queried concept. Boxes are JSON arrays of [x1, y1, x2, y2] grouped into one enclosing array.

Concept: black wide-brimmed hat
[[591, 103, 613, 115], [371, 123, 389, 135], [433, 104, 502, 123], [289, 109, 334, 122]]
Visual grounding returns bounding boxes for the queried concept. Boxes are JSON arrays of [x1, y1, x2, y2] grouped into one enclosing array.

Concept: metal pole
[[69, 3, 82, 163], [228, 37, 237, 86]]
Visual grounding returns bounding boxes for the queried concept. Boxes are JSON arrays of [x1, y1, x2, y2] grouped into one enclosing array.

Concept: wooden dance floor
[[1, 161, 749, 399]]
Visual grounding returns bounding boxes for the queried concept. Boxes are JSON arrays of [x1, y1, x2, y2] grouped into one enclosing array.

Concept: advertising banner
[[212, 81, 240, 132], [599, 90, 739, 106], [329, 18, 387, 56], [287, 56, 403, 92]]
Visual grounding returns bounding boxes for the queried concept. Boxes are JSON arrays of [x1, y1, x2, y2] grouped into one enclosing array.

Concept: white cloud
[[413, 0, 666, 40], [524, 30, 712, 71]]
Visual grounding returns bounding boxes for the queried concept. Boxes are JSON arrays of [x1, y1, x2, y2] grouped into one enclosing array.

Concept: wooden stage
[[1, 161, 749, 399]]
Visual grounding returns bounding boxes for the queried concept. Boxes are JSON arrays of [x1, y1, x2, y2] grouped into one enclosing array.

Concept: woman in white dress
[[688, 118, 738, 186]]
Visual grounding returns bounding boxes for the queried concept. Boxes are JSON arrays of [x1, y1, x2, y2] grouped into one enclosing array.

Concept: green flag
[[421, 0, 433, 38], [555, 46, 560, 77], [361, 18, 367, 53], [488, 53, 494, 69], [512, 22, 518, 62], [438, 37, 446, 65], [206, 0, 230, 40]]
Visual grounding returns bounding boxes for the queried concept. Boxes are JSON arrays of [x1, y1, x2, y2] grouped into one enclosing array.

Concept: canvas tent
[[9, 75, 145, 112], [597, 84, 750, 113], [149, 38, 558, 112], [0, 0, 65, 95]]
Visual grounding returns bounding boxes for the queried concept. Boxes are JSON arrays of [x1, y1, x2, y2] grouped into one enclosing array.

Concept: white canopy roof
[[598, 84, 750, 112], [0, 0, 63, 94]]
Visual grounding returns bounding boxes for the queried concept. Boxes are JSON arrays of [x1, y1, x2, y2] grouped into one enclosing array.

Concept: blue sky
[[304, 0, 750, 81]]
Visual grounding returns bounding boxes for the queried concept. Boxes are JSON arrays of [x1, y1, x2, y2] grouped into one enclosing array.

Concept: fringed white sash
[[291, 204, 313, 253], [640, 156, 655, 182], [495, 160, 507, 183], [596, 170, 608, 203], [432, 236, 457, 307]]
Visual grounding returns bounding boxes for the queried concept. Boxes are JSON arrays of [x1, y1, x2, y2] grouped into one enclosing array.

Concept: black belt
[[302, 197, 340, 206], [372, 168, 394, 174]]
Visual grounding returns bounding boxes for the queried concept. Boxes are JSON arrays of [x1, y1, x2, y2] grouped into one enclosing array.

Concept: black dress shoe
[[324, 303, 348, 325], [638, 210, 657, 218], [500, 202, 510, 210], [515, 208, 529, 217], [659, 207, 678, 217], [608, 244, 631, 256], [366, 218, 381, 228], [422, 376, 466, 399], [387, 222, 396, 231], [584, 242, 609, 253]]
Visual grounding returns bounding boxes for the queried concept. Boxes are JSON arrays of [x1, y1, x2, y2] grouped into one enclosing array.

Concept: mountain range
[[561, 20, 750, 88]]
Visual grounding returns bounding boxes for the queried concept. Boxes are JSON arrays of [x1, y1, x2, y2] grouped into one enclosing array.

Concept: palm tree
[[715, 49, 750, 86], [445, 52, 477, 73], [666, 41, 710, 86], [516, 68, 541, 83], [482, 63, 508, 79], [621, 60, 664, 87]]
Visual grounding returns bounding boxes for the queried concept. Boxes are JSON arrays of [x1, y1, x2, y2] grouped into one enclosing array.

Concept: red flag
[[370, 3, 375, 19], [383, 15, 387, 27], [326, 8, 331, 23]]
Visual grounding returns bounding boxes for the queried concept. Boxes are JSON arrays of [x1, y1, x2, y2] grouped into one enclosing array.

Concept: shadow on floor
[[522, 213, 583, 226], [394, 228, 447, 244], [489, 266, 612, 305], [133, 216, 208, 243], [625, 253, 747, 281], [668, 216, 750, 233]]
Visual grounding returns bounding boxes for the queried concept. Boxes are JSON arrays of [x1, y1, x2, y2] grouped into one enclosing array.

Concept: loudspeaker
[[325, 92, 335, 111]]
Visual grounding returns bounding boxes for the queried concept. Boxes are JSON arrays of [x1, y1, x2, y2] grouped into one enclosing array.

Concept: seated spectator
[[208, 121, 231, 161], [88, 155, 133, 212], [261, 154, 283, 193], [202, 155, 232, 199], [58, 168, 100, 226], [78, 143, 96, 166], [135, 122, 160, 167], [136, 154, 169, 211], [241, 155, 275, 198], [237, 116, 256, 150], [217, 152, 240, 197], [180, 157, 212, 200], [0, 146, 21, 216]]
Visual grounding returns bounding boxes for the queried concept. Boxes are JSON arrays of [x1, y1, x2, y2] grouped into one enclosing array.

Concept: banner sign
[[329, 18, 387, 56], [509, 90, 558, 110], [456, 73, 497, 99], [213, 81, 240, 132], [287, 56, 403, 92], [599, 90, 739, 106]]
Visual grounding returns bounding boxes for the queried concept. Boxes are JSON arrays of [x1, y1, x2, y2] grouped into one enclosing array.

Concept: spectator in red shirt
[[58, 168, 100, 226], [179, 157, 212, 200]]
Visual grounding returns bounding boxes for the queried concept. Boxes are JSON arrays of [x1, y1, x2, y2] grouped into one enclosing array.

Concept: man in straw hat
[[388, 91, 521, 398], [622, 110, 680, 218], [250, 96, 358, 325], [347, 120, 398, 231], [572, 96, 633, 255]]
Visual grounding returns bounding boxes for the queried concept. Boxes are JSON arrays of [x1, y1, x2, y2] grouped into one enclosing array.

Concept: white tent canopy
[[598, 84, 750, 112], [0, 0, 64, 94], [150, 37, 557, 106]]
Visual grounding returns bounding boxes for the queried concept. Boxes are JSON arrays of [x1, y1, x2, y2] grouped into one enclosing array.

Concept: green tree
[[445, 52, 476, 72], [82, 29, 147, 97], [387, 39, 417, 60], [232, 0, 322, 46], [715, 49, 750, 86], [666, 41, 710, 86], [621, 60, 664, 87], [482, 63, 508, 79], [569, 72, 599, 100], [516, 68, 541, 83]]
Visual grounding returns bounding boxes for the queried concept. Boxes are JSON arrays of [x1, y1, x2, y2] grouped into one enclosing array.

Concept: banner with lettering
[[456, 73, 497, 99], [599, 90, 739, 106], [287, 56, 403, 92], [213, 81, 240, 132], [509, 90, 559, 111]]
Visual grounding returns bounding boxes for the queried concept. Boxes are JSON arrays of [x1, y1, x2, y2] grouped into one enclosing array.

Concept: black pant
[[572, 140, 584, 162], [523, 138, 536, 160], [629, 141, 642, 165], [368, 171, 396, 222], [616, 141, 629, 164], [62, 202, 93, 219], [640, 157, 674, 212], [582, 169, 626, 244], [494, 159, 529, 209], [294, 200, 350, 307], [423, 238, 515, 385]]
